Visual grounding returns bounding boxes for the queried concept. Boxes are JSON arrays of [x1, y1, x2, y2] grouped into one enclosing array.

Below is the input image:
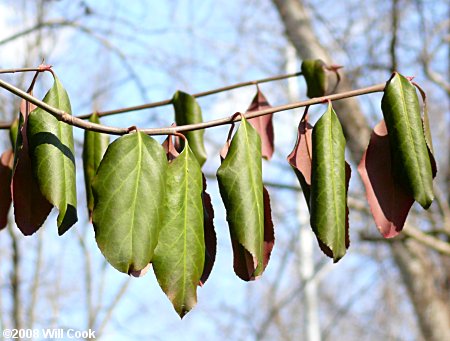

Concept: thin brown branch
[[402, 225, 450, 257], [27, 234, 43, 329], [7, 225, 22, 332], [0, 78, 386, 135], [78, 71, 303, 118], [96, 280, 130, 338]]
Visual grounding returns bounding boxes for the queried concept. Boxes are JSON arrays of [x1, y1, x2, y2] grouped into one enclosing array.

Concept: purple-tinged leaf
[[0, 149, 14, 230], [246, 87, 274, 160], [358, 120, 415, 238]]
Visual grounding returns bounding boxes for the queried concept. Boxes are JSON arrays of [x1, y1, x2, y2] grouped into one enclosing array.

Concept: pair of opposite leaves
[[0, 75, 77, 235], [288, 72, 436, 262]]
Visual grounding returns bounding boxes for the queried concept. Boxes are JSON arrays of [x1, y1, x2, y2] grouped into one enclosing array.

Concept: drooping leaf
[[413, 82, 437, 177], [310, 103, 349, 262], [199, 175, 216, 286], [82, 113, 110, 219], [0, 149, 14, 230], [217, 116, 274, 280], [12, 98, 52, 235], [246, 87, 274, 160], [301, 59, 328, 98], [27, 76, 77, 235], [92, 132, 167, 274], [153, 138, 205, 318], [358, 120, 414, 238], [172, 91, 207, 166], [287, 111, 313, 206], [381, 73, 434, 209], [9, 118, 19, 149]]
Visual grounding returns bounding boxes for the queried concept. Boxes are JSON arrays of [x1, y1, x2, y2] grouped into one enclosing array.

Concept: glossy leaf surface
[[172, 91, 207, 166], [217, 116, 274, 280], [27, 77, 77, 235], [82, 113, 110, 219], [153, 141, 205, 318], [310, 103, 348, 262], [381, 73, 434, 208], [92, 132, 167, 274]]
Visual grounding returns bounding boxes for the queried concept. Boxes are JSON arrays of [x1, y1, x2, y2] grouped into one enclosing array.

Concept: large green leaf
[[310, 103, 348, 262], [27, 76, 77, 235], [92, 132, 167, 274], [301, 59, 328, 98], [381, 73, 434, 208], [172, 91, 207, 166], [153, 139, 205, 318], [217, 116, 270, 279], [82, 113, 110, 219]]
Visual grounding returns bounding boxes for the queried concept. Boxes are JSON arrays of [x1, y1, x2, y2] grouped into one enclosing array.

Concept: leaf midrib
[[129, 133, 143, 270], [397, 78, 426, 192], [243, 120, 263, 268], [328, 109, 341, 250]]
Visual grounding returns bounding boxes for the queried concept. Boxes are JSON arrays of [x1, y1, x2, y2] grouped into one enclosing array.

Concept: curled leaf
[[153, 138, 205, 318], [0, 149, 14, 230], [287, 110, 313, 206], [27, 76, 77, 234], [82, 113, 110, 219], [381, 73, 434, 209], [199, 175, 216, 286], [310, 103, 349, 262], [301, 59, 328, 98], [217, 116, 274, 280], [92, 132, 167, 274], [358, 120, 414, 238], [172, 91, 207, 166], [246, 87, 274, 160]]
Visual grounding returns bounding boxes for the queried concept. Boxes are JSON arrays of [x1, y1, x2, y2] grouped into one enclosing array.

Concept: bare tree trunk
[[272, 0, 371, 161], [271, 1, 450, 340]]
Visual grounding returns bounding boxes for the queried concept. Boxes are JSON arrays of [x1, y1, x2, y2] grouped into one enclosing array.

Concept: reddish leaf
[[12, 98, 52, 235], [0, 149, 14, 230], [199, 175, 216, 286], [162, 133, 180, 161], [130, 263, 152, 278], [231, 186, 274, 281], [247, 87, 274, 160], [262, 187, 275, 267], [358, 120, 414, 238], [287, 112, 313, 206]]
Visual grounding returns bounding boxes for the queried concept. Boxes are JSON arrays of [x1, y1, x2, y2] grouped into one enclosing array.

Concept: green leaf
[[310, 103, 348, 262], [153, 139, 205, 318], [301, 59, 328, 98], [9, 118, 19, 149], [92, 132, 167, 274], [217, 116, 269, 279], [27, 76, 77, 235], [82, 113, 110, 219], [381, 73, 434, 208], [172, 91, 207, 166]]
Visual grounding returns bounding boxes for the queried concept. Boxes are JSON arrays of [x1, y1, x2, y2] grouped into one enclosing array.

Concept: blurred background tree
[[0, 0, 448, 340]]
